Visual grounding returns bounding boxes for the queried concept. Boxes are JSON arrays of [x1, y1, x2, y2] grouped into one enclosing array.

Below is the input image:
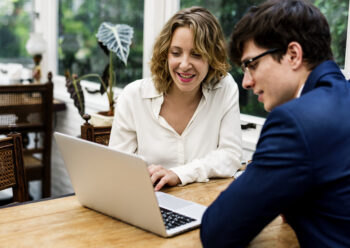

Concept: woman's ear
[[286, 41, 303, 70]]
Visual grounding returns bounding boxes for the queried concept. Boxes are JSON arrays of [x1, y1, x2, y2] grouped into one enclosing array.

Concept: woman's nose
[[179, 56, 191, 69]]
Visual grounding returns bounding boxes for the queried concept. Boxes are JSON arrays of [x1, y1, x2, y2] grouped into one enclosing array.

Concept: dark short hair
[[229, 0, 333, 70], [150, 6, 230, 93]]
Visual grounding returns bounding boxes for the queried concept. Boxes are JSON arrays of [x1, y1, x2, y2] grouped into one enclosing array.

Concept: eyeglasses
[[240, 48, 279, 75]]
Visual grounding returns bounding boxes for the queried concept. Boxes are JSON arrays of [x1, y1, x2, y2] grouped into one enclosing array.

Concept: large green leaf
[[96, 22, 134, 65]]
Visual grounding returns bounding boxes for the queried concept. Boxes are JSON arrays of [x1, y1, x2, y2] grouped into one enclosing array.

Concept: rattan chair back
[[0, 132, 29, 203], [0, 73, 53, 197]]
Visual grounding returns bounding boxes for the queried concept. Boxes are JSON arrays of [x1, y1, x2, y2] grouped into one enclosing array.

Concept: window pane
[[58, 0, 144, 87], [181, 0, 348, 117], [0, 0, 32, 65]]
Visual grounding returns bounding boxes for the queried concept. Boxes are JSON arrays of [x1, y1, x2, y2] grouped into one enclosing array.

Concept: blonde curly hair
[[150, 6, 230, 94]]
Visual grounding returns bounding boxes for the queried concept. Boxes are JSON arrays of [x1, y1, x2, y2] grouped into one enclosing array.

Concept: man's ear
[[286, 41, 303, 70]]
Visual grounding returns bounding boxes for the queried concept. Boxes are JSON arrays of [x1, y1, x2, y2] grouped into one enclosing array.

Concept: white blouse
[[109, 74, 242, 185]]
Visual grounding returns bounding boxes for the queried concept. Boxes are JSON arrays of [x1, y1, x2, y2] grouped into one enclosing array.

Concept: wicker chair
[[0, 132, 29, 204], [0, 73, 53, 197], [81, 114, 111, 146]]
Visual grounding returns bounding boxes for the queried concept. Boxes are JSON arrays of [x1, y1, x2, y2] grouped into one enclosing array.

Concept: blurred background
[[1, 0, 348, 118]]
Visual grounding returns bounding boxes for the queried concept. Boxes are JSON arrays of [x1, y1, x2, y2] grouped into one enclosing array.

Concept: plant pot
[[90, 111, 114, 127]]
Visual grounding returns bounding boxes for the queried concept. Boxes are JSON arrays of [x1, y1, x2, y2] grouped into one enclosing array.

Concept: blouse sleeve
[[109, 84, 138, 153], [170, 76, 243, 185]]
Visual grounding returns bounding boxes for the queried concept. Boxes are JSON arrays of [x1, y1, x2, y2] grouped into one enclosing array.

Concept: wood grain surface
[[0, 178, 299, 247]]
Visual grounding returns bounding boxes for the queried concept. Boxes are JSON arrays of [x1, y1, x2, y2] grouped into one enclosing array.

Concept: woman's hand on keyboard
[[148, 164, 181, 191]]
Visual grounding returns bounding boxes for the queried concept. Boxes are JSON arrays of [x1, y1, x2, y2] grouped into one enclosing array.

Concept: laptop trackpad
[[156, 192, 193, 210]]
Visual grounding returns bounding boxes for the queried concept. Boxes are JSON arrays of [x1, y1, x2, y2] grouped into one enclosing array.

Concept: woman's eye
[[171, 51, 180, 56], [192, 53, 202, 58]]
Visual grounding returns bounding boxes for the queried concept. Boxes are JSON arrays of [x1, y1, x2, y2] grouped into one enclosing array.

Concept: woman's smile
[[177, 72, 196, 82]]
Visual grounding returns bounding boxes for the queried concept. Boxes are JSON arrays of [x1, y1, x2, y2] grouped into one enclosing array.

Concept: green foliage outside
[[59, 0, 144, 88], [0, 0, 32, 64]]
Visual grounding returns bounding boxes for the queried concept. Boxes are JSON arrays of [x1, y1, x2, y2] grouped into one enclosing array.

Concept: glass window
[[58, 0, 144, 88], [0, 0, 33, 65], [181, 0, 349, 117]]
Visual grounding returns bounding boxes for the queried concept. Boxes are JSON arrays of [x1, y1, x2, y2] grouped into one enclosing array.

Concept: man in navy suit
[[200, 0, 350, 247]]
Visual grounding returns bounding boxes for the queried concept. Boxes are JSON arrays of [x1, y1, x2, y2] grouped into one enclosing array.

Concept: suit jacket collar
[[301, 60, 344, 96]]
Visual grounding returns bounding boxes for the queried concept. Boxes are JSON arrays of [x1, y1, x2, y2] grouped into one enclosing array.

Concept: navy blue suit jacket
[[200, 61, 350, 248]]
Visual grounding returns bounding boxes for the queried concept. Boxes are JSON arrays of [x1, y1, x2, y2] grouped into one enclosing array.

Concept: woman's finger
[[154, 176, 168, 191]]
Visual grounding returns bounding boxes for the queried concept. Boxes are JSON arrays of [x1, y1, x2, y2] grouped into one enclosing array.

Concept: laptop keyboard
[[160, 207, 196, 230]]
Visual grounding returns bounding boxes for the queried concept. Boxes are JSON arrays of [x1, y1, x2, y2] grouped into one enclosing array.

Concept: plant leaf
[[65, 70, 85, 118], [96, 22, 134, 65]]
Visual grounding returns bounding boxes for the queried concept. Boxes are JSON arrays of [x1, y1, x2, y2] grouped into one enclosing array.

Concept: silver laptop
[[54, 132, 207, 237]]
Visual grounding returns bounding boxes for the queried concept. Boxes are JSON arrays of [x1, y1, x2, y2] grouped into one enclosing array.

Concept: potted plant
[[65, 22, 133, 126]]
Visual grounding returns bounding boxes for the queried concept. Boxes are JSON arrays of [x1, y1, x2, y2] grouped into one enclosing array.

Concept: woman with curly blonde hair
[[109, 6, 242, 191]]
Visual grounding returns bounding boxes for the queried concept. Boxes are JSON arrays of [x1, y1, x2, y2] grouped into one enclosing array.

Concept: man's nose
[[242, 71, 255, 89]]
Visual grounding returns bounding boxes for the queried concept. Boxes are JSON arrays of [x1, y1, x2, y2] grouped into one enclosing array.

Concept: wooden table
[[0, 178, 299, 247]]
